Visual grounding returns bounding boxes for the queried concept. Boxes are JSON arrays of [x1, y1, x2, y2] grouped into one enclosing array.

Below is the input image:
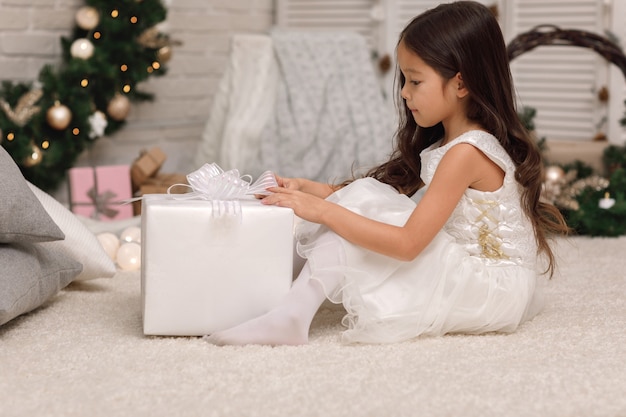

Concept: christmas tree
[[0, 0, 172, 192], [538, 108, 626, 237]]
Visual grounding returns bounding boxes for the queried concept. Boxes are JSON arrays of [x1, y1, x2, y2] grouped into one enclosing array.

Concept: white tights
[[204, 234, 343, 346]]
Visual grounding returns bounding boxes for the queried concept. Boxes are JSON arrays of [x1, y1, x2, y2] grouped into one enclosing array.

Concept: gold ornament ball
[[23, 143, 43, 167], [107, 93, 131, 121], [544, 165, 565, 183], [157, 46, 172, 63], [75, 6, 100, 30], [46, 102, 72, 130], [70, 38, 95, 60]]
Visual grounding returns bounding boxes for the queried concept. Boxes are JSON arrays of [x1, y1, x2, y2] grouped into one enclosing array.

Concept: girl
[[205, 1, 568, 346]]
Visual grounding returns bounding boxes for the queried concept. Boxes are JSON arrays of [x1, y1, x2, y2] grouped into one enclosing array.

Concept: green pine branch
[[0, 0, 170, 192]]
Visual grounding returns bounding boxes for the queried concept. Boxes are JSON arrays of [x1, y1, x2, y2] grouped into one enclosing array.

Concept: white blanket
[[196, 30, 394, 183], [195, 34, 279, 173]]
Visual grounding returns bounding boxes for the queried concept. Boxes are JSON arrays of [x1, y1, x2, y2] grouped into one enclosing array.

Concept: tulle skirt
[[296, 178, 541, 344]]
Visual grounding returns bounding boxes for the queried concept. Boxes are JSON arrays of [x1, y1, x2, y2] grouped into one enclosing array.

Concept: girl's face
[[397, 41, 461, 130]]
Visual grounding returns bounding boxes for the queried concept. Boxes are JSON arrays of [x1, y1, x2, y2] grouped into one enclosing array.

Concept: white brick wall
[[0, 0, 274, 202]]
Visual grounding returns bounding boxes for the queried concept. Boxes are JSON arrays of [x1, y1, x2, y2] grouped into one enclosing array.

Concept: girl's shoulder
[[421, 130, 498, 155], [420, 130, 515, 186], [441, 130, 513, 172], [446, 130, 499, 150]]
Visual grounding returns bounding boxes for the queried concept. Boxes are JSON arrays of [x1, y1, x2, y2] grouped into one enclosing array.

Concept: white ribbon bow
[[168, 163, 278, 220]]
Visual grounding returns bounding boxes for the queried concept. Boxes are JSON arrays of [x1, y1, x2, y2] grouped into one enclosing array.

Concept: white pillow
[[27, 182, 117, 281]]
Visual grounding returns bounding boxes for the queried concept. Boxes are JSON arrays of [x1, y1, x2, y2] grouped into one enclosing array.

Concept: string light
[[123, 84, 131, 93], [72, 128, 80, 135], [7, 132, 15, 141], [130, 16, 138, 24], [111, 10, 119, 18], [152, 61, 161, 70], [81, 78, 89, 87], [120, 64, 128, 72], [147, 66, 154, 73], [42, 140, 50, 149], [93, 32, 101, 40]]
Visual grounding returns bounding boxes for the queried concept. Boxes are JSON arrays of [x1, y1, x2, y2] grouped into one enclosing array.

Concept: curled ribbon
[[168, 163, 279, 220]]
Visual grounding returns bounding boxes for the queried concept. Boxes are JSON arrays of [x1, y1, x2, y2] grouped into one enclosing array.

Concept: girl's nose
[[401, 86, 409, 100]]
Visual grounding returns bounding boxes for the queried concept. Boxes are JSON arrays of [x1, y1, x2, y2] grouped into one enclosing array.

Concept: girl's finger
[[267, 186, 290, 194]]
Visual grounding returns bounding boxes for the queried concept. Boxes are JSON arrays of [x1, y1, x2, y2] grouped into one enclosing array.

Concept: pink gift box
[[68, 165, 134, 221]]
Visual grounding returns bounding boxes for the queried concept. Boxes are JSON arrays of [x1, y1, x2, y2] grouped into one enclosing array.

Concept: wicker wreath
[[506, 25, 626, 81]]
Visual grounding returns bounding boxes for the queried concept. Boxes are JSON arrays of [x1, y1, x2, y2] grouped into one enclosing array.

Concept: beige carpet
[[1, 236, 625, 417]]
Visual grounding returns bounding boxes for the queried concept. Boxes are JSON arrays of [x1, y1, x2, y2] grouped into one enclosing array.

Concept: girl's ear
[[455, 72, 469, 98]]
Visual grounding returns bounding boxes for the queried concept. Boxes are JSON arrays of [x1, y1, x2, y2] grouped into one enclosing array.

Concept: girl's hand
[[261, 186, 327, 224], [254, 173, 300, 199], [274, 174, 300, 191]]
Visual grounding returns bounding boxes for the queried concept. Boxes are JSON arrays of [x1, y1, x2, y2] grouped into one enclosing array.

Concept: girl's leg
[[203, 263, 332, 345], [204, 234, 343, 346]]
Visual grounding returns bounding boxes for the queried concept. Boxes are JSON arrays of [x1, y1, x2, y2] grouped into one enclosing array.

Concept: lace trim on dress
[[473, 198, 509, 260]]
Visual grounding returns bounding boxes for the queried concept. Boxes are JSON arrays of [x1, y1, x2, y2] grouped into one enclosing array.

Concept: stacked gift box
[[130, 147, 189, 215], [68, 165, 134, 221], [67, 147, 189, 220]]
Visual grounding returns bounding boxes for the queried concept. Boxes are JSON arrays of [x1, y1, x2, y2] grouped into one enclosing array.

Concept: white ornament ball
[[120, 226, 141, 243], [75, 6, 100, 30], [97, 232, 120, 261], [544, 165, 565, 183], [116, 242, 141, 271], [70, 38, 95, 60]]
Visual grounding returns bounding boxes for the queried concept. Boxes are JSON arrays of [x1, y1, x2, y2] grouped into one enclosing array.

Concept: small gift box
[[132, 173, 189, 216], [68, 165, 134, 221], [131, 147, 166, 188], [140, 164, 293, 336]]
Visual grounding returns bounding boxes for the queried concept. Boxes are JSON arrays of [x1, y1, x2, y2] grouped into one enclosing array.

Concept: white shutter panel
[[374, 1, 439, 105], [275, 0, 379, 49], [274, 0, 439, 68], [608, 0, 626, 144], [391, 0, 439, 43], [507, 0, 606, 142]]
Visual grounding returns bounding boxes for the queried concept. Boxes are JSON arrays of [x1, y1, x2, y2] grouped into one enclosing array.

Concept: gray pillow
[[0, 146, 65, 243], [0, 242, 82, 326]]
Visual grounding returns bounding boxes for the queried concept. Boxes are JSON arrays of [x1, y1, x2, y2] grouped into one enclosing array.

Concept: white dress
[[296, 130, 542, 344]]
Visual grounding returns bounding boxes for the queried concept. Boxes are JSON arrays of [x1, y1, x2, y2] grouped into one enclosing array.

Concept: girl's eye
[[410, 80, 420, 86]]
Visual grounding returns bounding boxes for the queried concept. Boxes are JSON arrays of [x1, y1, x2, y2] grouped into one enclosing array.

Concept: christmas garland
[[0, 0, 173, 192], [508, 25, 626, 236]]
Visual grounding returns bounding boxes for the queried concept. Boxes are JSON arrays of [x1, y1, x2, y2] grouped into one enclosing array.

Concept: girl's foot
[[203, 307, 309, 346]]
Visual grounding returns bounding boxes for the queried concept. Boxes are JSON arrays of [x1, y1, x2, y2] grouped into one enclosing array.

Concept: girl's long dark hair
[[366, 1, 568, 275]]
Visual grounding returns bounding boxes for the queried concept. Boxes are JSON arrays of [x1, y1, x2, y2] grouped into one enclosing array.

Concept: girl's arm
[[264, 144, 501, 261]]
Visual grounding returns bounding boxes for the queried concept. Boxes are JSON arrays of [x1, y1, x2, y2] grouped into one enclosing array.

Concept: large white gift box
[[141, 195, 294, 336]]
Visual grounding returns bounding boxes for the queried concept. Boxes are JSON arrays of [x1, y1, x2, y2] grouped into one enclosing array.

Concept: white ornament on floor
[[120, 226, 141, 243], [97, 232, 120, 261], [117, 242, 141, 271]]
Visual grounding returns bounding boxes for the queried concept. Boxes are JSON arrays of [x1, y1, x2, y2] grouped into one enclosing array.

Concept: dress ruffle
[[296, 177, 541, 344]]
